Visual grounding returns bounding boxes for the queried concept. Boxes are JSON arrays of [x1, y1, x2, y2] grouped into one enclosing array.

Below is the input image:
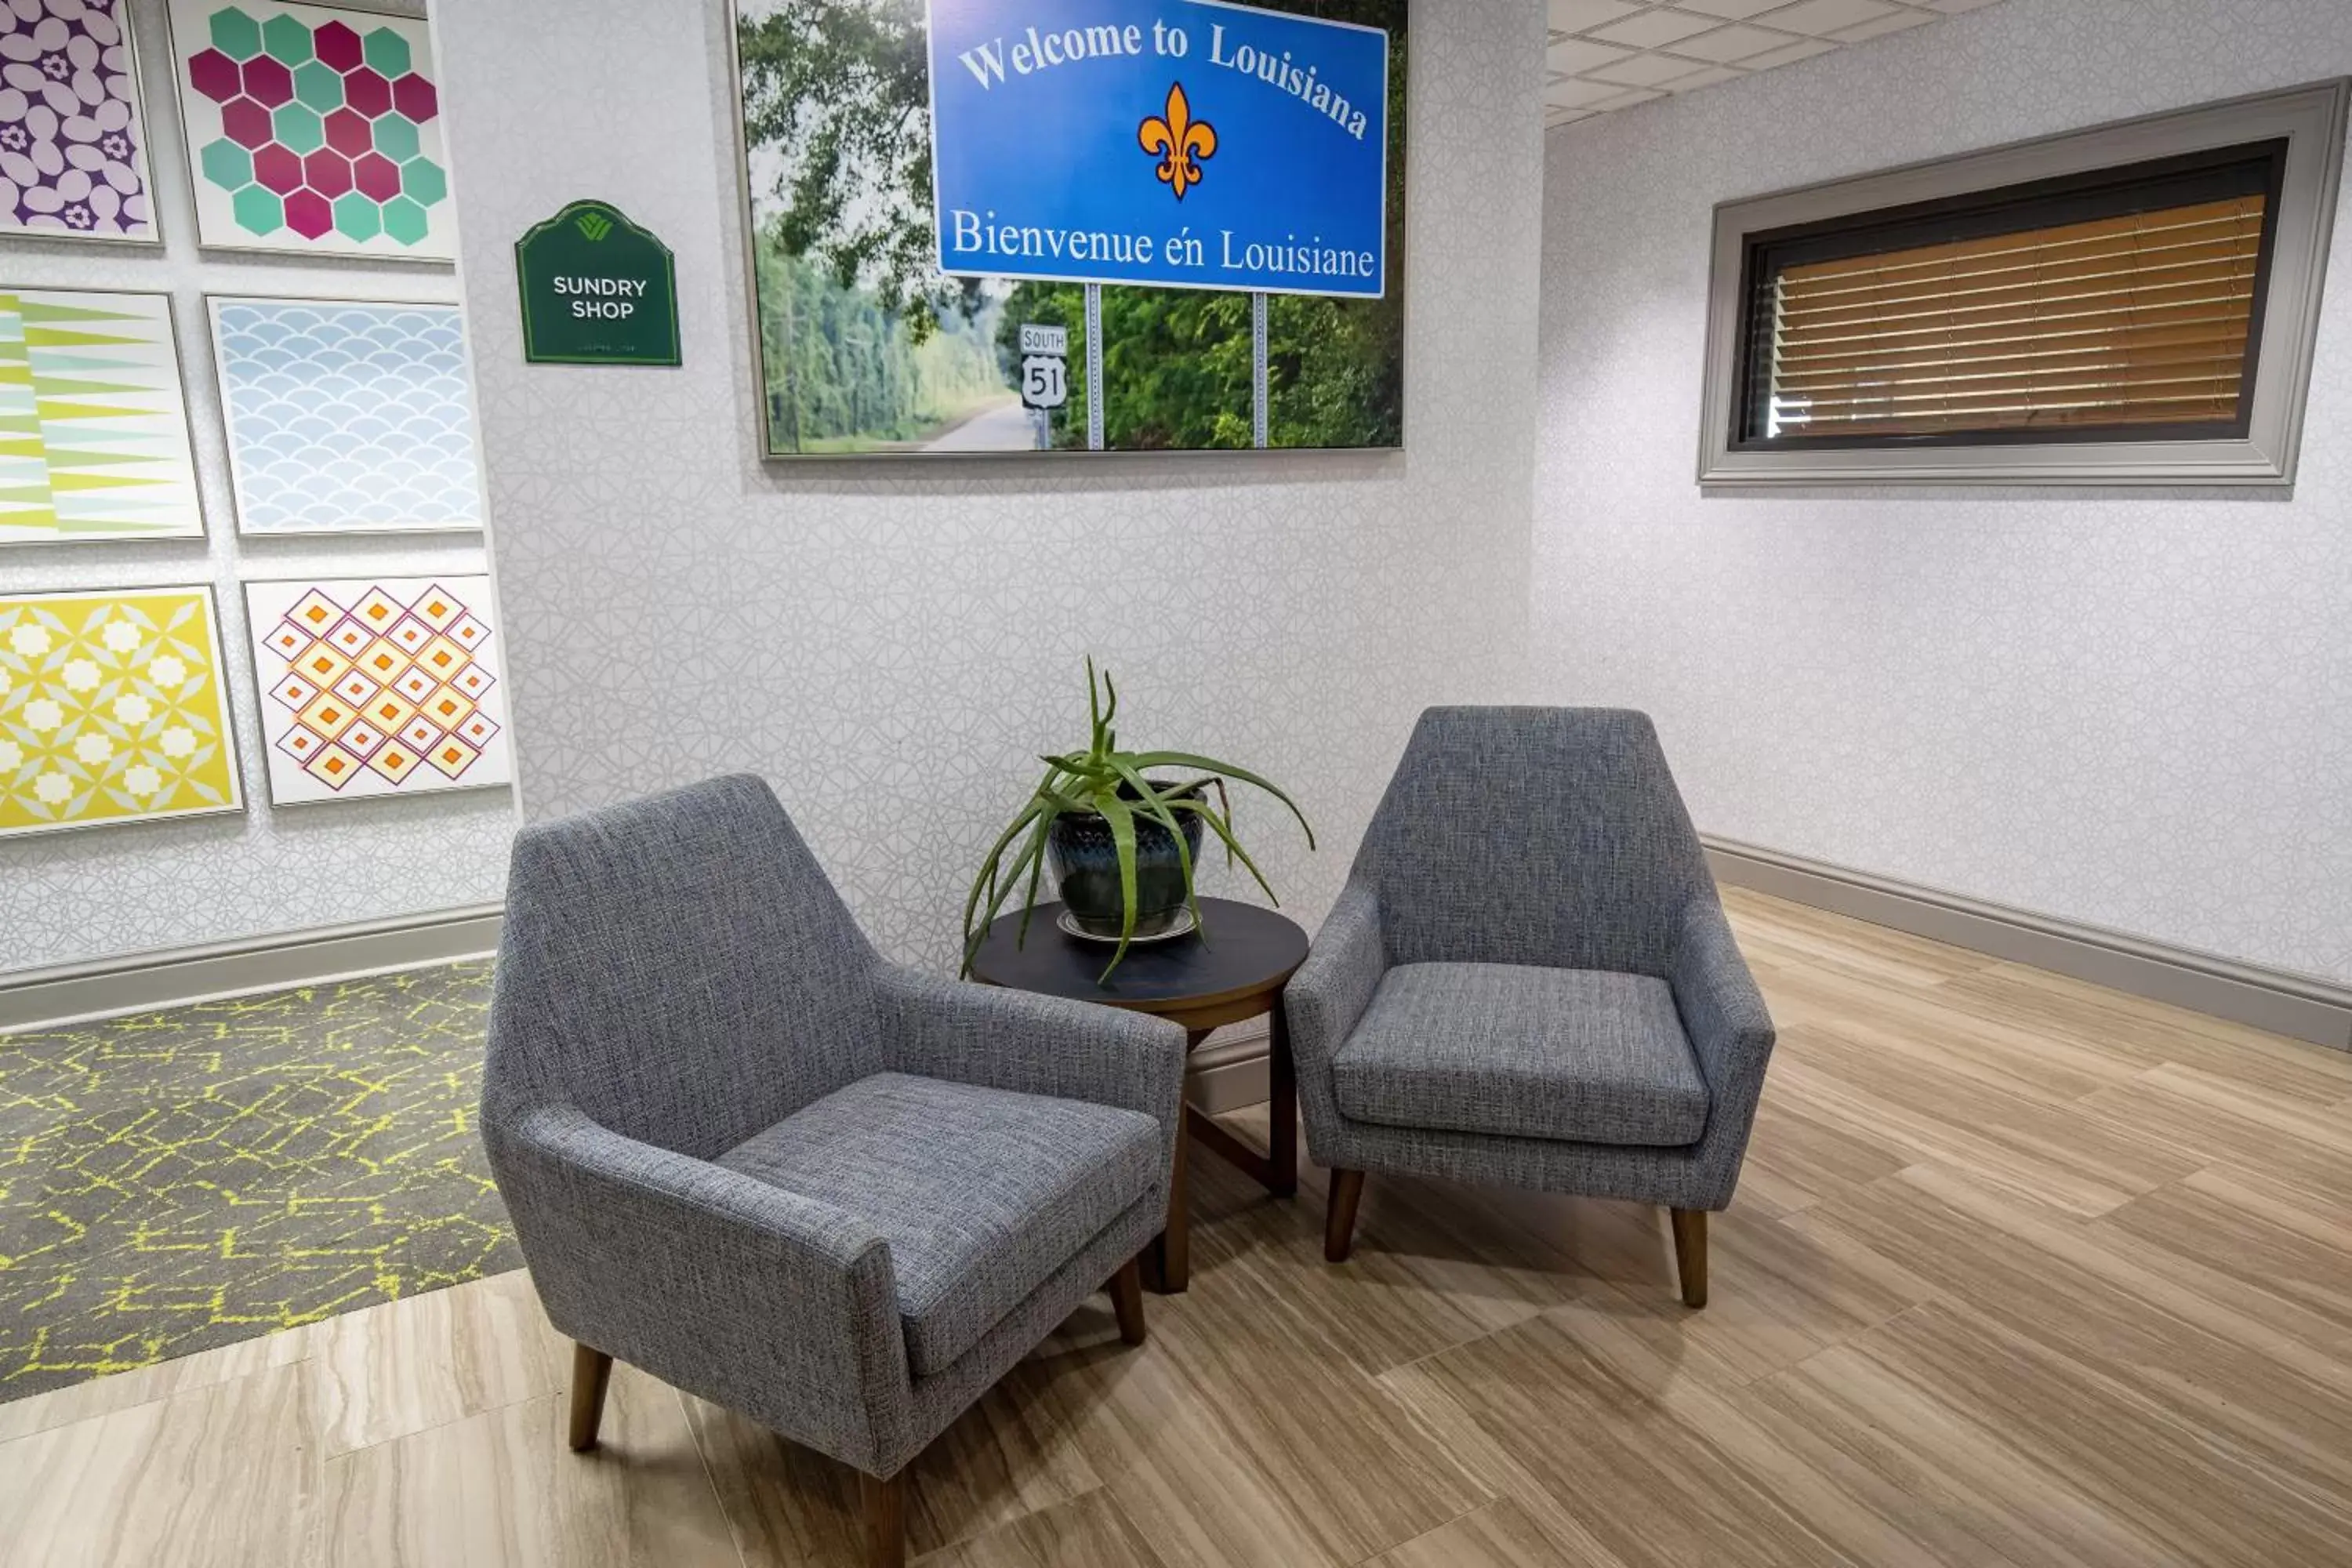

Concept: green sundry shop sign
[[514, 201, 681, 366]]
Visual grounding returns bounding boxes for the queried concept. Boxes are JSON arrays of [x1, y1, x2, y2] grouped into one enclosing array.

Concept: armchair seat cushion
[[716, 1071, 1161, 1376], [1332, 963, 1708, 1147]]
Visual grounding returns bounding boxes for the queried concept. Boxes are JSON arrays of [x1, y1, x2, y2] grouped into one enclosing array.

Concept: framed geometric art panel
[[0, 586, 243, 839], [209, 296, 481, 535], [241, 575, 512, 805], [165, 0, 453, 259], [0, 0, 161, 241], [0, 287, 205, 544]]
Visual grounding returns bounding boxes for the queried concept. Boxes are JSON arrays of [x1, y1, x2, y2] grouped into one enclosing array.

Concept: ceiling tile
[[1663, 64, 1748, 91], [1735, 36, 1842, 67], [1666, 22, 1801, 61], [1588, 7, 1722, 48], [1755, 0, 1901, 35], [1548, 74, 1635, 108], [1548, 0, 1646, 31], [1541, 0, 2009, 129], [1586, 85, 1670, 111], [1586, 49, 1715, 86], [1835, 9, 1937, 40], [1548, 36, 1638, 73]]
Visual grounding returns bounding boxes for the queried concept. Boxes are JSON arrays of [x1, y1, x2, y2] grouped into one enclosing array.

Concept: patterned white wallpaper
[[1534, 0, 2352, 982], [432, 0, 1545, 971], [0, 0, 516, 976]]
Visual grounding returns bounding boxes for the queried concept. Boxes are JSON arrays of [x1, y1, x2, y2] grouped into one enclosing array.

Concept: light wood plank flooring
[[9, 887, 2352, 1566]]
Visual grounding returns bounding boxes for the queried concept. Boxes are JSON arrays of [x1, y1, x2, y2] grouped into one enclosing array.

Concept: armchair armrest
[[482, 1102, 916, 1472], [1667, 895, 1777, 1200], [1281, 879, 1385, 1152], [1282, 879, 1386, 1073], [869, 963, 1187, 1165]]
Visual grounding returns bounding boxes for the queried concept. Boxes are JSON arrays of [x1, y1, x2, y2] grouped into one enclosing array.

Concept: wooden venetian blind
[[1763, 193, 2267, 439]]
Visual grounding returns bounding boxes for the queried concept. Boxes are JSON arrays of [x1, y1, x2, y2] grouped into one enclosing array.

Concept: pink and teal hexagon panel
[[169, 0, 452, 260]]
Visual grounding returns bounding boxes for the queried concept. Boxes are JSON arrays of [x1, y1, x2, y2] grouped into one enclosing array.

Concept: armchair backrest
[[1354, 707, 1713, 975], [487, 774, 884, 1159]]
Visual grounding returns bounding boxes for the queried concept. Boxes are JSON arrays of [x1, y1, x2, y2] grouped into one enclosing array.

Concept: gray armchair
[[482, 775, 1185, 1567], [1283, 708, 1774, 1307]]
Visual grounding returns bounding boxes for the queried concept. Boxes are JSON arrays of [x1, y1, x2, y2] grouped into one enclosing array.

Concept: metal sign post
[[1252, 291, 1269, 448], [1085, 284, 1105, 452]]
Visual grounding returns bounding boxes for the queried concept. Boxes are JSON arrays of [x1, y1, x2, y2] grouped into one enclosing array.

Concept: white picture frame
[[165, 0, 456, 260], [241, 574, 514, 806], [0, 0, 165, 245], [0, 583, 245, 840], [208, 292, 484, 536], [0, 286, 206, 545]]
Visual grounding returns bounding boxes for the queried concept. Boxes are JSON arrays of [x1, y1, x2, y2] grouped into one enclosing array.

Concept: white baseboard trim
[[0, 905, 506, 1034], [1704, 836, 2352, 1052], [1188, 1022, 1273, 1114]]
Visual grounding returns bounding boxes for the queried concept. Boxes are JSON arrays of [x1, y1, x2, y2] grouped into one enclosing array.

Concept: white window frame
[[1697, 79, 2348, 489]]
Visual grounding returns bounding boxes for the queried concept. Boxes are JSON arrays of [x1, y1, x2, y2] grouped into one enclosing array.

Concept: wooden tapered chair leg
[[861, 1468, 907, 1568], [1109, 1256, 1147, 1345], [568, 1343, 613, 1452], [1325, 1169, 1367, 1262], [1670, 1207, 1708, 1308]]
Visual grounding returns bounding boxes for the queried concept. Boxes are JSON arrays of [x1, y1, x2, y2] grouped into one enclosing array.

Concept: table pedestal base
[[966, 898, 1310, 1300], [1143, 1019, 1299, 1294]]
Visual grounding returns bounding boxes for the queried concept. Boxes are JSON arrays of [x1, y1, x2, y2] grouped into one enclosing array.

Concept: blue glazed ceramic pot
[[1047, 779, 1208, 939]]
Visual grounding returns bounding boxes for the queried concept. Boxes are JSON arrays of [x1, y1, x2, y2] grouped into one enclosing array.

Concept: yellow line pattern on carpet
[[0, 961, 516, 1402]]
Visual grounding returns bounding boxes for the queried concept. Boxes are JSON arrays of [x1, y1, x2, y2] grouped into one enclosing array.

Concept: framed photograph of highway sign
[[730, 0, 1405, 458]]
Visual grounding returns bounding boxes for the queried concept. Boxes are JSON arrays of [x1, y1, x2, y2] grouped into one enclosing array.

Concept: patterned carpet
[[0, 962, 517, 1403]]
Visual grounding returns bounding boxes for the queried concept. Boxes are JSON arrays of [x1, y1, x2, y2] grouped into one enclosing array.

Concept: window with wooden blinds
[[1733, 143, 2287, 450]]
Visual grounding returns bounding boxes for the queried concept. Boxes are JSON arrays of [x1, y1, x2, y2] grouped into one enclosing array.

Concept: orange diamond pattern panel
[[245, 576, 512, 806]]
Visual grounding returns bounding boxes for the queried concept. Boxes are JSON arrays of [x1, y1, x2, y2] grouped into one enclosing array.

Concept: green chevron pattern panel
[[0, 289, 205, 543]]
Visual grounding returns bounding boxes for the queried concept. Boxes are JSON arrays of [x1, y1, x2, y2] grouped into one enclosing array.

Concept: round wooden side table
[[967, 896, 1308, 1293]]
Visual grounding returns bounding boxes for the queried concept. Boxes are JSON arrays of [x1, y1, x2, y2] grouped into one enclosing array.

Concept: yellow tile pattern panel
[[0, 587, 240, 837]]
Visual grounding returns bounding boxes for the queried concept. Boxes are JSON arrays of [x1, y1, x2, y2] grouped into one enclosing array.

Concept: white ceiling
[[1544, 0, 2006, 126]]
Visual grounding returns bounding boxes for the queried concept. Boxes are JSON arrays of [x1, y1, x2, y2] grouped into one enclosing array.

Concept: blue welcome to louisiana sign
[[927, 0, 1389, 299]]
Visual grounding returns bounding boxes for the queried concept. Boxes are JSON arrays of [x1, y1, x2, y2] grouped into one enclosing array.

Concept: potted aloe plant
[[963, 661, 1314, 981]]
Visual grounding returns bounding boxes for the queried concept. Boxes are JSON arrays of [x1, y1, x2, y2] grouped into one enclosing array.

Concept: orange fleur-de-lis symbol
[[1138, 82, 1215, 200]]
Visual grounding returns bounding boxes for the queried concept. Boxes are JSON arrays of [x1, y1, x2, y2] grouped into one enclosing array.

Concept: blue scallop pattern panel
[[214, 299, 483, 535]]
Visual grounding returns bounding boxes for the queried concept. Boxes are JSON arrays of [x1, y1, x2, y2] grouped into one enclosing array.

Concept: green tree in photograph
[[1265, 0, 1406, 449], [753, 229, 1003, 452], [1266, 292, 1404, 449], [737, 0, 976, 340]]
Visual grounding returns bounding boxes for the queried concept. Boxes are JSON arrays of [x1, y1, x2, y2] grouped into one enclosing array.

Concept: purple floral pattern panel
[[0, 0, 154, 240]]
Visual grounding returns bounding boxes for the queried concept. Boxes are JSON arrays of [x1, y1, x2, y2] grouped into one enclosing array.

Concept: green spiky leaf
[[960, 662, 1315, 981]]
